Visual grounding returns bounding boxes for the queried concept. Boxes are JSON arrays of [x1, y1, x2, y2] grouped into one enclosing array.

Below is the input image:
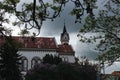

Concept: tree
[[78, 58, 98, 80], [25, 63, 57, 80], [0, 0, 119, 66], [0, 0, 97, 35], [18, 29, 30, 36], [0, 36, 22, 80], [42, 54, 62, 65], [25, 61, 98, 80], [78, 0, 120, 66]]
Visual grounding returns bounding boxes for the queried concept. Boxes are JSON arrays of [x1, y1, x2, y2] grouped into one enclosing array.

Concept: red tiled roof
[[0, 36, 75, 55], [0, 36, 57, 49], [57, 44, 75, 55], [0, 36, 5, 45], [111, 71, 120, 76]]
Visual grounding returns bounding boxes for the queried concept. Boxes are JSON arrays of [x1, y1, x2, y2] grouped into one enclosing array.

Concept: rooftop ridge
[[10, 36, 55, 38]]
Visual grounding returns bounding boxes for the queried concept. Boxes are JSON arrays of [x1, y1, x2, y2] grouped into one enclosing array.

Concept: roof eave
[[19, 48, 57, 51]]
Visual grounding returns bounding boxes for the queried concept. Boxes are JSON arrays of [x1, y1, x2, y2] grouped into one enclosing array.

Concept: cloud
[[75, 40, 99, 60], [39, 1, 83, 36], [4, 0, 104, 60]]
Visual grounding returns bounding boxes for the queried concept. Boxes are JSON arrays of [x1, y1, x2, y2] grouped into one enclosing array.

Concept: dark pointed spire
[[63, 21, 67, 33], [60, 21, 70, 44]]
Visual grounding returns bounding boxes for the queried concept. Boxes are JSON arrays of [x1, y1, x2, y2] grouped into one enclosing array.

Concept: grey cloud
[[75, 41, 99, 60], [14, 0, 102, 60], [17, 0, 83, 36]]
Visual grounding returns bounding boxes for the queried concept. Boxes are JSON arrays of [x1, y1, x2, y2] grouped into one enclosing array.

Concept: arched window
[[31, 56, 41, 68], [20, 56, 28, 71], [65, 57, 68, 62], [62, 57, 68, 62]]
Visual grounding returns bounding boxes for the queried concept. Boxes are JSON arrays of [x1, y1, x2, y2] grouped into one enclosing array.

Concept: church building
[[0, 25, 75, 72]]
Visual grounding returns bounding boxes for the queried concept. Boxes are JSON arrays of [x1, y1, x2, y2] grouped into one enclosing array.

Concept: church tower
[[60, 23, 70, 45]]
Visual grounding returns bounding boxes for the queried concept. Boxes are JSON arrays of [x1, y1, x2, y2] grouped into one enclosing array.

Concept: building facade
[[0, 26, 75, 72]]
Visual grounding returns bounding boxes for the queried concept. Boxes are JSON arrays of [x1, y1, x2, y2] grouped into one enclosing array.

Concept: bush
[[42, 54, 62, 65], [25, 62, 97, 80]]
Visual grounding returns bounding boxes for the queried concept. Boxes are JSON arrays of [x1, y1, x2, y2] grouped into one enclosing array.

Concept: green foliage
[[51, 6, 61, 11], [6, 0, 19, 4], [56, 63, 80, 80], [25, 62, 98, 80], [25, 63, 57, 80], [97, 46, 120, 65], [42, 54, 62, 65], [78, 0, 120, 65], [0, 0, 119, 67], [12, 21, 24, 27], [0, 0, 97, 35], [0, 0, 19, 13], [71, 9, 82, 15], [19, 29, 30, 36], [0, 36, 22, 80]]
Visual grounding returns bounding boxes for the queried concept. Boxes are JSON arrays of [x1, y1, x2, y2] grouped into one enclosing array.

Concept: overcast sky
[[8, 0, 109, 59], [2, 0, 120, 74]]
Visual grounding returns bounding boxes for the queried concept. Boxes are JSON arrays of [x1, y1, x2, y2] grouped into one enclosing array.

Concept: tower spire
[[63, 22, 67, 33], [60, 22, 70, 45]]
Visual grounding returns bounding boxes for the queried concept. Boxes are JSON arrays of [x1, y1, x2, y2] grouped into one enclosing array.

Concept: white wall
[[18, 50, 58, 69], [18, 49, 75, 70], [60, 55, 75, 63]]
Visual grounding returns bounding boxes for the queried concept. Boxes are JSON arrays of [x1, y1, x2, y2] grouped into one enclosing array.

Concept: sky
[[36, 0, 110, 60], [2, 0, 120, 74], [3, 0, 108, 60], [13, 0, 101, 60]]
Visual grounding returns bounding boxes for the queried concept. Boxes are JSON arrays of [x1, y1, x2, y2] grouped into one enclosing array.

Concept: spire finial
[[64, 19, 65, 27], [63, 19, 67, 33]]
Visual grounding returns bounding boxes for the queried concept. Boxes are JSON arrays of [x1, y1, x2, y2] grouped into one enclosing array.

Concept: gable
[[57, 44, 75, 55]]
